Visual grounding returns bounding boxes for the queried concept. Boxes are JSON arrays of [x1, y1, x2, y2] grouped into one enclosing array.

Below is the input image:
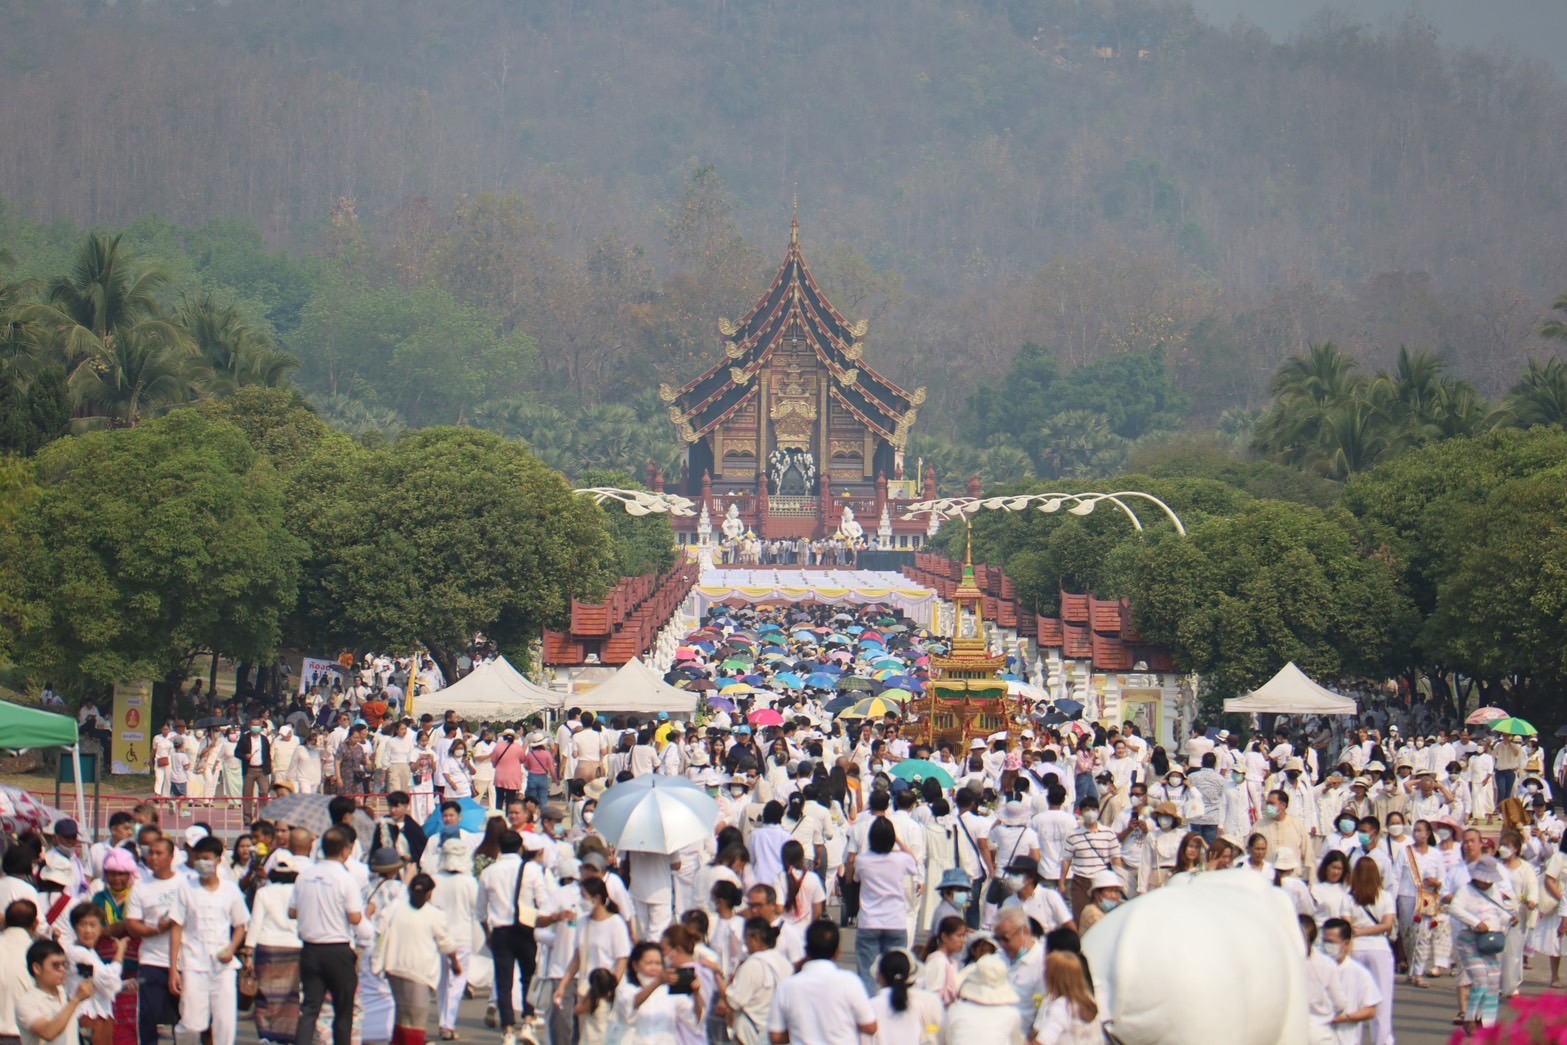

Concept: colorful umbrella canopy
[[877, 688, 916, 703], [422, 797, 490, 836], [837, 696, 902, 720], [705, 696, 738, 712], [804, 673, 840, 690], [720, 659, 751, 672], [889, 759, 955, 789], [772, 673, 805, 690], [592, 776, 719, 854], [749, 709, 785, 727], [837, 676, 876, 691], [1465, 706, 1509, 726], [824, 694, 859, 714], [720, 683, 756, 696], [879, 675, 920, 691], [684, 678, 718, 692], [1488, 717, 1537, 736]]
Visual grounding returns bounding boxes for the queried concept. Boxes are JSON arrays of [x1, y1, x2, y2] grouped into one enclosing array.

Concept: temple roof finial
[[790, 189, 799, 246]]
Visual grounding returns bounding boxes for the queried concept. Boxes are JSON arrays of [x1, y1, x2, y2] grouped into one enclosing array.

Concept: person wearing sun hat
[[1138, 801, 1187, 891], [1450, 855, 1513, 1031], [941, 952, 1025, 1038]]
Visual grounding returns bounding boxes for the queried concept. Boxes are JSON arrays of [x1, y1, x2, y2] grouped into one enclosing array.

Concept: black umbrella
[[824, 694, 859, 715], [195, 717, 234, 729]]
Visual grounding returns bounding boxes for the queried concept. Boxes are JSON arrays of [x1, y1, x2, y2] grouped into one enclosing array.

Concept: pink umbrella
[[828, 650, 853, 662], [1466, 706, 1509, 726], [749, 709, 785, 727]]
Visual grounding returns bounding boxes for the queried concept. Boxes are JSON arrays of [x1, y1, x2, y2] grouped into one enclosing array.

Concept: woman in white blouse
[[868, 950, 942, 1045], [1344, 856, 1396, 1045], [1397, 819, 1448, 987], [439, 737, 473, 800], [1032, 950, 1104, 1045], [919, 915, 968, 1005], [1310, 850, 1352, 925], [611, 942, 697, 1045], [63, 905, 125, 1045]]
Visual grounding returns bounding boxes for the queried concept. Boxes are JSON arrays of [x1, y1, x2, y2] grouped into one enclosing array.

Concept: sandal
[[1406, 978, 1429, 989]]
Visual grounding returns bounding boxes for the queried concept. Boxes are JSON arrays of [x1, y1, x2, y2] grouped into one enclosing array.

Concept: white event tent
[[569, 658, 698, 718], [1223, 662, 1358, 716], [433, 656, 561, 721]]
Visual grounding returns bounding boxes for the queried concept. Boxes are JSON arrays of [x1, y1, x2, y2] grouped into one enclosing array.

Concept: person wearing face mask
[[1222, 762, 1254, 843], [1075, 870, 1125, 937], [927, 870, 971, 933], [1061, 798, 1122, 920], [1327, 810, 1360, 857], [1448, 856, 1513, 1032], [1138, 802, 1188, 892], [1257, 789, 1313, 867], [1000, 856, 1074, 935], [234, 719, 272, 824], [1318, 918, 1380, 1045], [1443, 762, 1472, 826], [168, 837, 249, 1045], [1495, 828, 1536, 999]]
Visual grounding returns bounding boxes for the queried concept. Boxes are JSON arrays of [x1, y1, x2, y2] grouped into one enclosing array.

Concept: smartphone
[[76, 964, 93, 980], [668, 968, 697, 995]]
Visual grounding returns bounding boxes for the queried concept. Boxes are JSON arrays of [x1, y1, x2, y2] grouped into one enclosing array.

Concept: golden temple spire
[[790, 189, 799, 246]]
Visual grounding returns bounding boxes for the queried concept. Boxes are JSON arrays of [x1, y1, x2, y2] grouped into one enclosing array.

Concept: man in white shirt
[[290, 827, 364, 1045], [1183, 725, 1215, 770], [151, 725, 175, 799], [765, 920, 876, 1044], [126, 837, 183, 1045], [1320, 918, 1379, 1045], [1030, 784, 1078, 883], [726, 917, 794, 1045], [994, 907, 1045, 1028], [169, 837, 249, 1045], [0, 900, 39, 1040]]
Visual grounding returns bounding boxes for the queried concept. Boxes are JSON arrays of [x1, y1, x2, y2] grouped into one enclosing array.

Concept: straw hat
[[957, 954, 1020, 1006], [1152, 800, 1184, 825], [1000, 800, 1030, 827], [1089, 869, 1124, 893]]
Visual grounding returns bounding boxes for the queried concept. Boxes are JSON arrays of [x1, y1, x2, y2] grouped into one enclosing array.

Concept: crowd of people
[[5, 604, 1564, 1045]]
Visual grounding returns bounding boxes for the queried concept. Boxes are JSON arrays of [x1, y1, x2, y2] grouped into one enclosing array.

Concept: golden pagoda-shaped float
[[911, 529, 1029, 751]]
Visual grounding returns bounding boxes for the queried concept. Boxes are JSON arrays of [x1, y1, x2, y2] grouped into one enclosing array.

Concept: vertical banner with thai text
[[111, 681, 152, 774]]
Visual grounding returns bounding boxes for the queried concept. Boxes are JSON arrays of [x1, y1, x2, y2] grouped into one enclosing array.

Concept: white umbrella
[[593, 775, 718, 854]]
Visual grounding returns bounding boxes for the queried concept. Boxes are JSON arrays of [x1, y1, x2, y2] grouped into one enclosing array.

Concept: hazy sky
[[1188, 0, 1565, 76]]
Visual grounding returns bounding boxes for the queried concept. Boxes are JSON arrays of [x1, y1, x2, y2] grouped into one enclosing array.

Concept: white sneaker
[[500, 1030, 515, 1045]]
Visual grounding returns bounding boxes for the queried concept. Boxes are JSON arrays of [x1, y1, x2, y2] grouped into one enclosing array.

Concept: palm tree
[[1497, 358, 1567, 428], [1539, 293, 1567, 345], [67, 325, 195, 427], [1036, 409, 1127, 479], [980, 444, 1034, 485], [1254, 343, 1372, 466], [0, 253, 45, 390], [1307, 399, 1390, 480], [176, 290, 298, 393]]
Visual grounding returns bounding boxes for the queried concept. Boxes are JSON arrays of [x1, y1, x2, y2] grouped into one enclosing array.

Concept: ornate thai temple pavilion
[[909, 530, 1026, 750], [661, 213, 936, 548]]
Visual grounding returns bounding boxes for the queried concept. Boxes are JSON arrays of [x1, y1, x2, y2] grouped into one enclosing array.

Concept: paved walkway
[[223, 929, 1553, 1045]]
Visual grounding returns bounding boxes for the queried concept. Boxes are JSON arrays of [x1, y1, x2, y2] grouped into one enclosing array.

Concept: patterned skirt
[[253, 945, 303, 1043]]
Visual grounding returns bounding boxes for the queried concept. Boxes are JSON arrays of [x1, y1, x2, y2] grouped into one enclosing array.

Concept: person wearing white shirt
[[1319, 918, 1379, 1045], [475, 832, 548, 1039], [126, 837, 183, 1045], [64, 904, 126, 1045], [724, 919, 794, 1045], [168, 839, 249, 1045], [290, 827, 365, 1045], [1031, 789, 1078, 882], [993, 908, 1045, 1028], [14, 940, 95, 1045], [1300, 916, 1345, 1045], [765, 920, 877, 1044], [431, 839, 480, 1040]]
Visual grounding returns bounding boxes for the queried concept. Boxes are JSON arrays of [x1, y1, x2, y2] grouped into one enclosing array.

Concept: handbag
[[1409, 849, 1440, 919], [1471, 887, 1510, 955], [984, 829, 1025, 905]]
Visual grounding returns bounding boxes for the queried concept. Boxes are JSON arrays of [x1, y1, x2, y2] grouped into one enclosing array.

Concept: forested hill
[[2, 0, 1565, 443]]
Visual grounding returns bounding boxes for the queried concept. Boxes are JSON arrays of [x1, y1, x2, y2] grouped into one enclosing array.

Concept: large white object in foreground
[[1223, 661, 1358, 716], [1081, 868, 1309, 1045]]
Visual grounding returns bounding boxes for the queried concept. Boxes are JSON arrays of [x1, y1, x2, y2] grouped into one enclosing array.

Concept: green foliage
[[1128, 500, 1416, 700], [1126, 435, 1341, 508], [11, 411, 304, 693], [286, 428, 614, 670]]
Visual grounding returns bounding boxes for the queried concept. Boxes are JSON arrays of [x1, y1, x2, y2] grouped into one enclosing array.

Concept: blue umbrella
[[846, 625, 865, 634], [421, 797, 488, 836], [879, 675, 921, 692], [706, 696, 738, 712], [804, 673, 839, 690], [741, 674, 768, 686], [1000, 673, 1024, 683], [773, 673, 805, 690]]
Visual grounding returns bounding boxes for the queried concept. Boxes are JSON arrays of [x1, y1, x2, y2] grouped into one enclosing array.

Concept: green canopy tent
[[0, 701, 84, 828]]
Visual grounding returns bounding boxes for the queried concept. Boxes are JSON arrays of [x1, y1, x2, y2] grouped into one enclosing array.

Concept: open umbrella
[[721, 683, 756, 696], [592, 775, 719, 854], [1052, 698, 1085, 718], [879, 675, 920, 692], [837, 676, 876, 692], [705, 696, 738, 712], [773, 673, 805, 690], [804, 673, 840, 690], [720, 659, 752, 672], [877, 688, 916, 703], [1466, 706, 1509, 726], [749, 709, 785, 727], [890, 759, 955, 789], [0, 785, 67, 835], [422, 797, 490, 837], [837, 696, 902, 720], [685, 678, 718, 692], [1487, 717, 1537, 736], [264, 793, 377, 839]]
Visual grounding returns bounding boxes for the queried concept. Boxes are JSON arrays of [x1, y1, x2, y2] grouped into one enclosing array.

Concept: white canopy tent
[[432, 656, 561, 721], [1223, 662, 1358, 716], [569, 658, 698, 718]]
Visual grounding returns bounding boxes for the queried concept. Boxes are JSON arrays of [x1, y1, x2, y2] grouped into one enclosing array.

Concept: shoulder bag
[[1471, 887, 1509, 955], [984, 828, 1025, 905]]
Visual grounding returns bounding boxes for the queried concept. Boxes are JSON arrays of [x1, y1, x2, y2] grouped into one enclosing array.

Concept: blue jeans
[[526, 773, 551, 807], [854, 927, 907, 992], [1193, 824, 1219, 844], [138, 965, 174, 1045]]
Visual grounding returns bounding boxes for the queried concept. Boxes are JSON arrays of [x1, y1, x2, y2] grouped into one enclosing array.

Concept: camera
[[668, 968, 697, 995]]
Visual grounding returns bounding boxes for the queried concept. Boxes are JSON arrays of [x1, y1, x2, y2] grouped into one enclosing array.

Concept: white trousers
[[634, 898, 672, 941], [1352, 947, 1396, 1045], [176, 966, 237, 1045], [437, 947, 471, 1029]]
